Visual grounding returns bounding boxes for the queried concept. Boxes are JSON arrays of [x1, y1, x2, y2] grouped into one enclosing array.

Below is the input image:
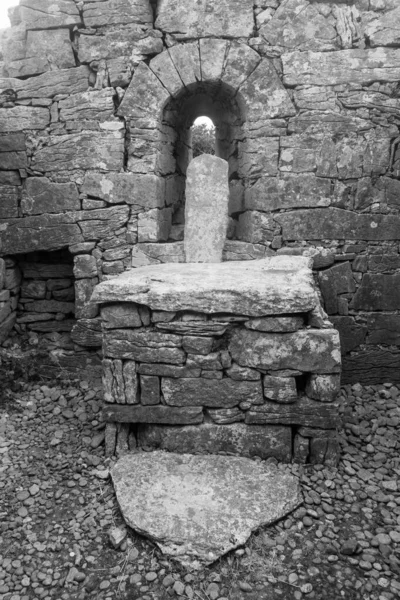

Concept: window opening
[[191, 116, 216, 159]]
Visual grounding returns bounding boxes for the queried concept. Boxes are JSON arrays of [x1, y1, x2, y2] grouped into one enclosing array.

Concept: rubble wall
[[1, 0, 400, 384]]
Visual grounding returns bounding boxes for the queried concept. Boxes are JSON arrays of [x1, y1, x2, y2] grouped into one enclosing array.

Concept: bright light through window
[[193, 116, 215, 130]]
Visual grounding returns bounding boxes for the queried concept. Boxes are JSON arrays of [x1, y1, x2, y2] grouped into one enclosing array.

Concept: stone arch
[[118, 40, 295, 241]]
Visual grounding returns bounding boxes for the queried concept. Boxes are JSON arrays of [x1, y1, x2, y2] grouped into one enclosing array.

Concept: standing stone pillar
[[184, 154, 229, 263]]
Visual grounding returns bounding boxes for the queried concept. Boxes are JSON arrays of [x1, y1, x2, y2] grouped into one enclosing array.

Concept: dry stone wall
[[0, 0, 400, 383]]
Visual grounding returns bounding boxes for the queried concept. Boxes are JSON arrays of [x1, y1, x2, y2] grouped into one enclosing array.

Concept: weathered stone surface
[[222, 241, 273, 262], [0, 312, 16, 344], [74, 255, 97, 279], [0, 106, 49, 132], [103, 404, 204, 425], [138, 208, 172, 243], [367, 314, 400, 346], [226, 363, 260, 381], [20, 0, 82, 29], [230, 328, 341, 373], [239, 138, 279, 178], [118, 61, 170, 123], [4, 28, 75, 78], [20, 263, 73, 279], [330, 316, 367, 354], [138, 423, 292, 461], [21, 177, 79, 215], [239, 59, 296, 121], [318, 262, 356, 315], [70, 318, 102, 347], [263, 376, 298, 404], [75, 278, 98, 319], [58, 89, 115, 122], [161, 378, 263, 408], [156, 321, 227, 337], [24, 299, 74, 314], [306, 374, 340, 403], [368, 254, 400, 274], [102, 358, 138, 404], [111, 452, 300, 567], [199, 38, 227, 82], [31, 132, 124, 172], [182, 336, 213, 355], [92, 257, 318, 317], [149, 51, 183, 96], [222, 42, 261, 91], [104, 329, 185, 364], [259, 0, 337, 52], [0, 186, 18, 219], [82, 0, 152, 27], [246, 396, 339, 428], [236, 211, 275, 245], [76, 206, 129, 241], [365, 6, 400, 47], [2, 66, 90, 100], [245, 175, 331, 212], [186, 352, 222, 371], [82, 172, 165, 209], [137, 363, 201, 378], [276, 208, 400, 241], [140, 375, 160, 405], [21, 280, 46, 299], [283, 48, 400, 87], [351, 273, 400, 311], [155, 0, 254, 39], [78, 26, 163, 64], [206, 408, 245, 424], [0, 215, 84, 255], [169, 42, 201, 86], [0, 133, 26, 169], [245, 316, 304, 333], [185, 155, 229, 263], [101, 304, 143, 329], [342, 347, 400, 385], [131, 242, 185, 267]]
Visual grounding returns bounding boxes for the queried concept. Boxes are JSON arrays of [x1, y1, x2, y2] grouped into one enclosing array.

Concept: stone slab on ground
[[92, 256, 317, 316], [111, 451, 301, 568]]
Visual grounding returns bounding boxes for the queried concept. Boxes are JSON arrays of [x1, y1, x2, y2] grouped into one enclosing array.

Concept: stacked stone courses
[[1, 0, 400, 385]]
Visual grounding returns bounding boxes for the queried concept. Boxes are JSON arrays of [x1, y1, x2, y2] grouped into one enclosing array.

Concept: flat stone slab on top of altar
[[92, 255, 317, 317]]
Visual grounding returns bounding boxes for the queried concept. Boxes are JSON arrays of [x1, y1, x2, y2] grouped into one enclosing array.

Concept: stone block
[[20, 0, 82, 29], [149, 51, 183, 96], [140, 375, 160, 406], [276, 208, 400, 242], [236, 211, 275, 245], [306, 374, 341, 403], [74, 255, 97, 279], [0, 140, 27, 169], [82, 172, 165, 209], [118, 61, 170, 122], [137, 422, 292, 462], [13, 66, 90, 100], [185, 155, 229, 263], [368, 254, 400, 274], [367, 313, 400, 345], [245, 316, 304, 333], [199, 38, 227, 82], [245, 396, 339, 428], [293, 434, 310, 464], [4, 28, 75, 78], [78, 27, 163, 64], [5, 267, 22, 290], [206, 408, 245, 424], [182, 336, 213, 355], [226, 363, 261, 381], [70, 318, 102, 348], [186, 353, 222, 371], [24, 299, 73, 314], [222, 42, 261, 91], [283, 48, 400, 87], [82, 0, 152, 28], [330, 316, 367, 354], [168, 41, 201, 87], [222, 241, 273, 262], [351, 273, 400, 311], [263, 376, 298, 404], [161, 378, 263, 409], [0, 106, 49, 132], [20, 280, 46, 299], [138, 208, 172, 243], [20, 263, 73, 279], [0, 186, 18, 218], [259, 0, 337, 52], [103, 404, 204, 425], [75, 278, 98, 319], [102, 358, 138, 404], [31, 132, 124, 173], [245, 174, 331, 212], [0, 172, 22, 186], [22, 177, 80, 215], [131, 242, 185, 267], [76, 206, 129, 241], [104, 330, 185, 364], [230, 328, 341, 373], [137, 363, 201, 378], [155, 0, 254, 39], [101, 303, 143, 329], [238, 137, 279, 178], [318, 262, 356, 315], [58, 89, 115, 122], [365, 6, 400, 47], [0, 312, 16, 344]]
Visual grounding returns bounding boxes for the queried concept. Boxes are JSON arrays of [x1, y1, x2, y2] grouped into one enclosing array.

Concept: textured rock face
[[184, 155, 229, 263], [111, 452, 301, 567]]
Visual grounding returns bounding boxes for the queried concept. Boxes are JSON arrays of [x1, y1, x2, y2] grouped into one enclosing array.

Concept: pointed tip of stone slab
[[111, 451, 301, 569]]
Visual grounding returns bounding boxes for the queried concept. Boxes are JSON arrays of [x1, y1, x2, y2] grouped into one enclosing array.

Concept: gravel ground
[[1, 370, 400, 600]]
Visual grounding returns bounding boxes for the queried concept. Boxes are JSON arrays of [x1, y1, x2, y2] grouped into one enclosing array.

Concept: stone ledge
[[92, 256, 316, 317]]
